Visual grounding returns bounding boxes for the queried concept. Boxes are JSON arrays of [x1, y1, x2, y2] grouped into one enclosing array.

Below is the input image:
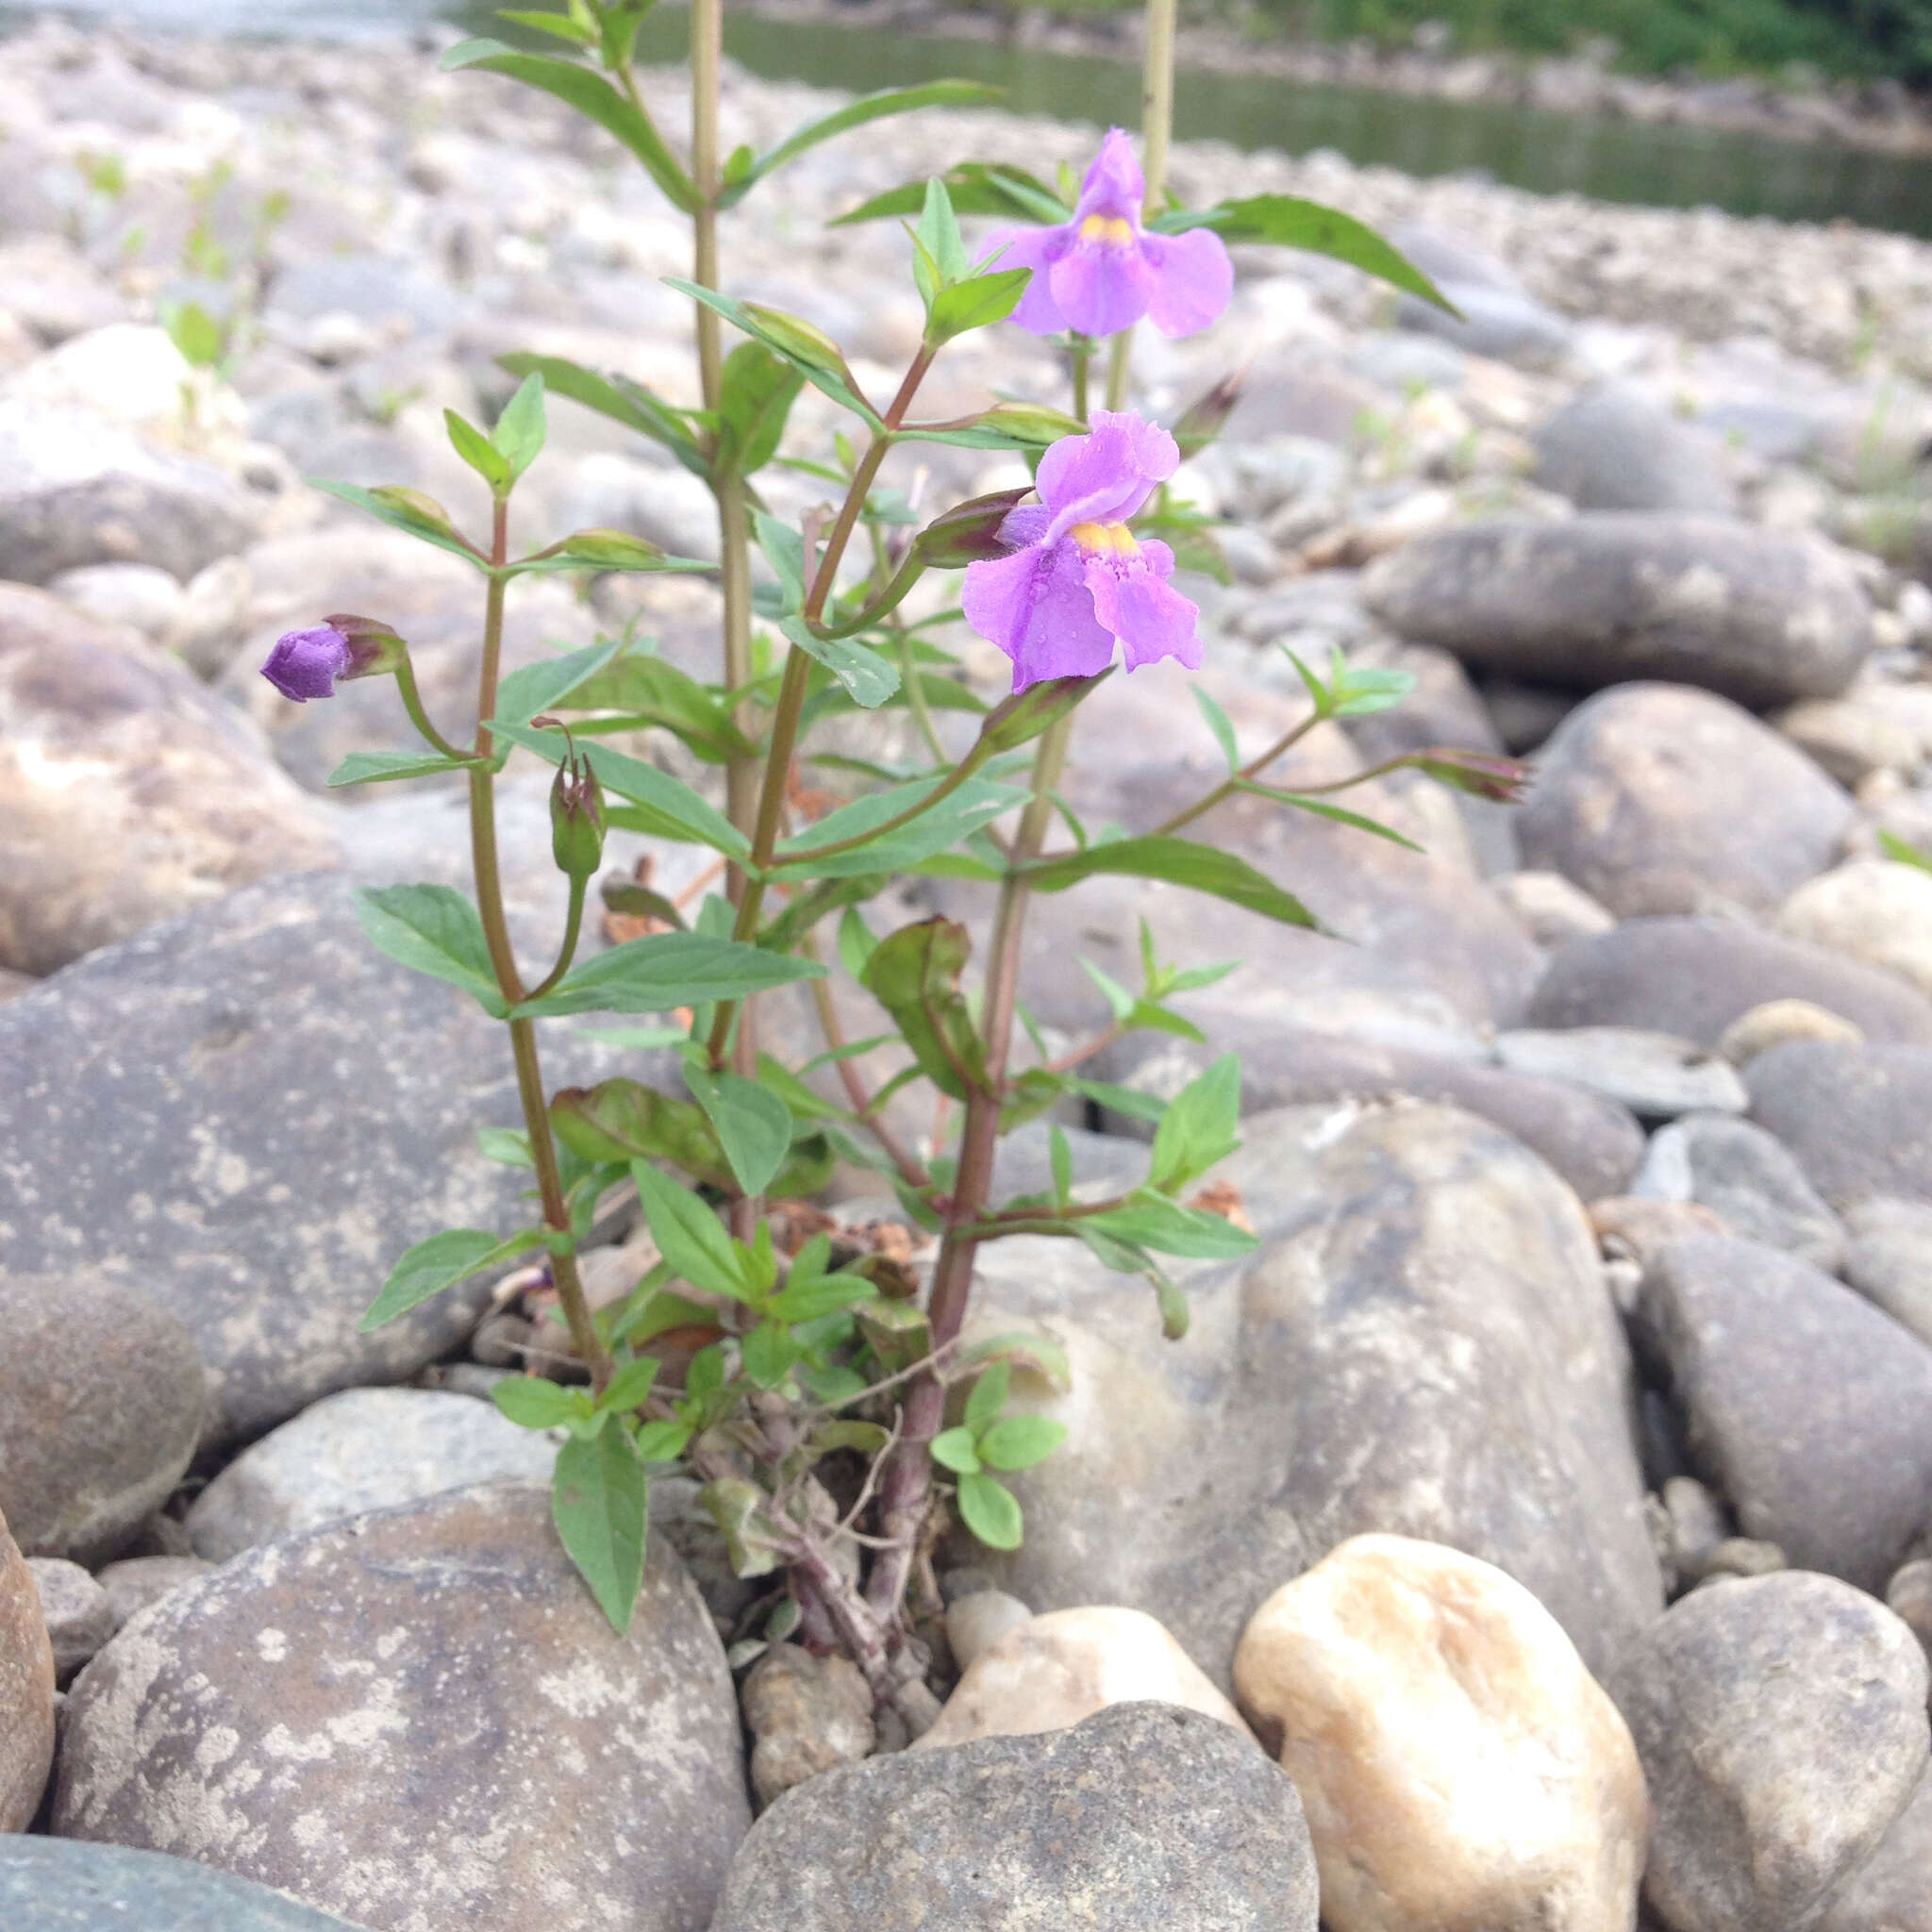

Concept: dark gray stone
[[1533, 382, 1740, 515], [1817, 1768, 1932, 1932], [1529, 917, 1932, 1046], [709, 1703, 1318, 1932], [1638, 1113, 1846, 1271], [0, 1839, 366, 1931], [1746, 1041, 1932, 1213], [0, 872, 644, 1442], [1610, 1573, 1928, 1932], [974, 1104, 1661, 1689], [1362, 515, 1873, 708], [54, 1483, 748, 1932], [1093, 1024, 1645, 1201], [1643, 1235, 1932, 1592], [0, 1273, 204, 1563], [1518, 684, 1854, 918]]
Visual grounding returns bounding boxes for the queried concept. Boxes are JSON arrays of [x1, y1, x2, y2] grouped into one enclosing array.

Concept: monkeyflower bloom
[[261, 625, 352, 702], [963, 410, 1200, 692], [992, 127, 1232, 341]]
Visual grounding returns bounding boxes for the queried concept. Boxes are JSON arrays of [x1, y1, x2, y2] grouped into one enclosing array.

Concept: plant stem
[[1070, 338, 1091, 424], [468, 493, 610, 1391], [688, 0, 724, 414], [1103, 0, 1178, 415], [523, 874, 587, 1005], [395, 655, 468, 762], [800, 931, 932, 1191], [1144, 710, 1325, 839]]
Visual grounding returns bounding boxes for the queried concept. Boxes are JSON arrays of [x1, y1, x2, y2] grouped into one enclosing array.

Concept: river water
[[8, 0, 1932, 239]]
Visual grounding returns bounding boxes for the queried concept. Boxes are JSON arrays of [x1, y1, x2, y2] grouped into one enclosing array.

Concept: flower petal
[[1083, 549, 1201, 673], [1074, 127, 1144, 225], [993, 504, 1054, 549], [261, 625, 352, 703], [964, 539, 1115, 691], [1141, 226, 1235, 339], [1088, 410, 1181, 490], [984, 223, 1074, 336], [1049, 239, 1154, 341], [1036, 423, 1154, 540]]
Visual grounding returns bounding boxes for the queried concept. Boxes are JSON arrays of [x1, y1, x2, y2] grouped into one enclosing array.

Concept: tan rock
[[918, 1606, 1252, 1752], [943, 1588, 1032, 1672], [1491, 870, 1618, 946], [0, 1509, 54, 1831], [1591, 1195, 1728, 1262], [1234, 1534, 1648, 1932], [1776, 697, 1923, 785], [741, 1645, 874, 1807], [1777, 858, 1932, 999], [1717, 996, 1864, 1065]]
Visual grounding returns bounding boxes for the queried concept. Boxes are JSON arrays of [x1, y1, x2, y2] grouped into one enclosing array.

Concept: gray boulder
[[1362, 515, 1873, 708], [1636, 1114, 1845, 1271], [1844, 1197, 1932, 1347], [54, 1483, 748, 1932], [1519, 684, 1854, 918], [1643, 1235, 1932, 1592], [1816, 1767, 1932, 1932], [0, 872, 644, 1442], [1494, 1026, 1748, 1120], [1387, 223, 1574, 369], [25, 1558, 115, 1685], [1528, 917, 1932, 1046], [0, 1839, 367, 1931], [1746, 1041, 1932, 1213], [1533, 382, 1739, 515], [972, 1103, 1660, 1687], [0, 1510, 54, 1832], [708, 1703, 1319, 1932], [0, 1274, 204, 1563], [1610, 1572, 1928, 1932]]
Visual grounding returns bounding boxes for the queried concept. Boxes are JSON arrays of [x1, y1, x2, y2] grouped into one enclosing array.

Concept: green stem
[[1103, 329, 1133, 413], [1104, 0, 1178, 416], [523, 874, 587, 1005], [395, 655, 468, 762], [1142, 710, 1325, 841], [1070, 338, 1091, 424]]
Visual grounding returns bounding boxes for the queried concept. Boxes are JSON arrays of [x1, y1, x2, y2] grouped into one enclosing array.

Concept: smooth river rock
[[1494, 1026, 1747, 1120], [1532, 381, 1739, 516], [709, 1703, 1319, 1932], [1815, 1767, 1932, 1932], [0, 1509, 54, 1831], [969, 1103, 1661, 1688], [1610, 1572, 1928, 1932], [0, 1273, 205, 1564], [53, 1482, 748, 1932], [1518, 684, 1854, 918], [1776, 857, 1932, 1000], [1361, 514, 1873, 708], [1235, 1534, 1648, 1932], [0, 1839, 369, 1930], [1634, 1114, 1845, 1271], [1745, 1040, 1932, 1212]]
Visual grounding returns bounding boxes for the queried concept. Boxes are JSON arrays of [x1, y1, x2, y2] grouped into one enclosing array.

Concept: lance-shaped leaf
[[859, 918, 988, 1101], [926, 267, 1032, 344], [834, 160, 1071, 227], [726, 82, 1004, 206], [441, 39, 699, 212], [632, 1159, 754, 1302], [683, 1064, 792, 1198], [564, 655, 756, 764], [552, 1425, 649, 1631], [1081, 1192, 1260, 1259], [551, 1078, 733, 1189], [668, 281, 881, 426], [498, 352, 707, 475], [491, 371, 547, 484], [361, 1225, 545, 1330], [1024, 836, 1323, 929], [714, 341, 804, 481], [493, 640, 624, 729], [1152, 193, 1457, 313], [777, 615, 900, 709], [355, 884, 508, 1015], [327, 748, 479, 787], [311, 480, 482, 568], [1147, 1052, 1242, 1196], [508, 529, 713, 577], [769, 773, 1024, 879], [514, 930, 824, 1020]]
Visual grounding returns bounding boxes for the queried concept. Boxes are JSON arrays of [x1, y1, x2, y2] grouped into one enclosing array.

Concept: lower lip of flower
[[1077, 214, 1136, 248], [1068, 520, 1141, 559]]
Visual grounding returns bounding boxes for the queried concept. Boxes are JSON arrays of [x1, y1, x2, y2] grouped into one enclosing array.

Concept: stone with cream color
[[919, 1607, 1252, 1752], [1776, 858, 1932, 999], [1234, 1534, 1648, 1932]]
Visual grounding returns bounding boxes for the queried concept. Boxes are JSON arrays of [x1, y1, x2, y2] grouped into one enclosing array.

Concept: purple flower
[[261, 625, 352, 702], [962, 410, 1201, 692], [991, 128, 1233, 341]]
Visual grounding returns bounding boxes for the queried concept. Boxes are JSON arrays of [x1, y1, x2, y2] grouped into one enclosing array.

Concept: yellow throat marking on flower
[[1077, 214, 1136, 248], [1068, 521, 1140, 560]]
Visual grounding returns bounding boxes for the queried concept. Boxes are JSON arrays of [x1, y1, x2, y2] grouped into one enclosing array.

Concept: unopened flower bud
[[548, 741, 607, 880], [914, 487, 1033, 568], [975, 400, 1086, 445], [1170, 370, 1245, 458], [1408, 748, 1532, 803], [261, 625, 352, 702], [325, 612, 409, 682]]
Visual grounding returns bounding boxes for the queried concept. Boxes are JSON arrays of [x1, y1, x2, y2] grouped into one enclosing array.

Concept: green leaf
[[551, 1425, 649, 1631], [551, 1078, 729, 1185], [1048, 1123, 1073, 1205], [508, 529, 710, 576], [361, 1225, 543, 1330], [772, 774, 1024, 878], [1880, 829, 1932, 871], [715, 341, 804, 481], [768, 1268, 876, 1323], [1066, 1076, 1169, 1125], [698, 1477, 783, 1578], [492, 1374, 582, 1429], [956, 1470, 1024, 1550], [1158, 193, 1457, 312], [163, 299, 224, 368], [1193, 686, 1240, 772], [1148, 1052, 1242, 1196], [497, 7, 596, 44], [1083, 1194, 1260, 1259], [778, 616, 900, 709], [492, 640, 624, 729], [915, 175, 971, 288], [326, 748, 475, 787], [1025, 836, 1323, 930], [489, 719, 748, 857], [310, 479, 481, 569], [516, 931, 824, 1021], [741, 1319, 803, 1390], [497, 352, 706, 475], [477, 1125, 535, 1168], [965, 1360, 1009, 1427], [491, 371, 547, 483], [858, 917, 987, 1101], [978, 1414, 1067, 1472], [927, 267, 1032, 343], [930, 1425, 981, 1474], [441, 39, 698, 211], [597, 1354, 661, 1414], [355, 884, 508, 1015], [957, 1329, 1073, 1393], [445, 407, 510, 491], [668, 280, 881, 425], [683, 1065, 791, 1197], [1238, 782, 1424, 852], [631, 1158, 752, 1300], [835, 160, 1070, 228], [565, 654, 756, 762], [837, 907, 877, 979], [632, 1417, 694, 1463], [731, 84, 1003, 205]]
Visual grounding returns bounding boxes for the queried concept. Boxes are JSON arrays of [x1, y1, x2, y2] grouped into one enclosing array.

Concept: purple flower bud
[[261, 625, 353, 703]]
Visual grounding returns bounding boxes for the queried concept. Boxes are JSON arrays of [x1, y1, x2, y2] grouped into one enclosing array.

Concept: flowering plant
[[262, 0, 1516, 1730]]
